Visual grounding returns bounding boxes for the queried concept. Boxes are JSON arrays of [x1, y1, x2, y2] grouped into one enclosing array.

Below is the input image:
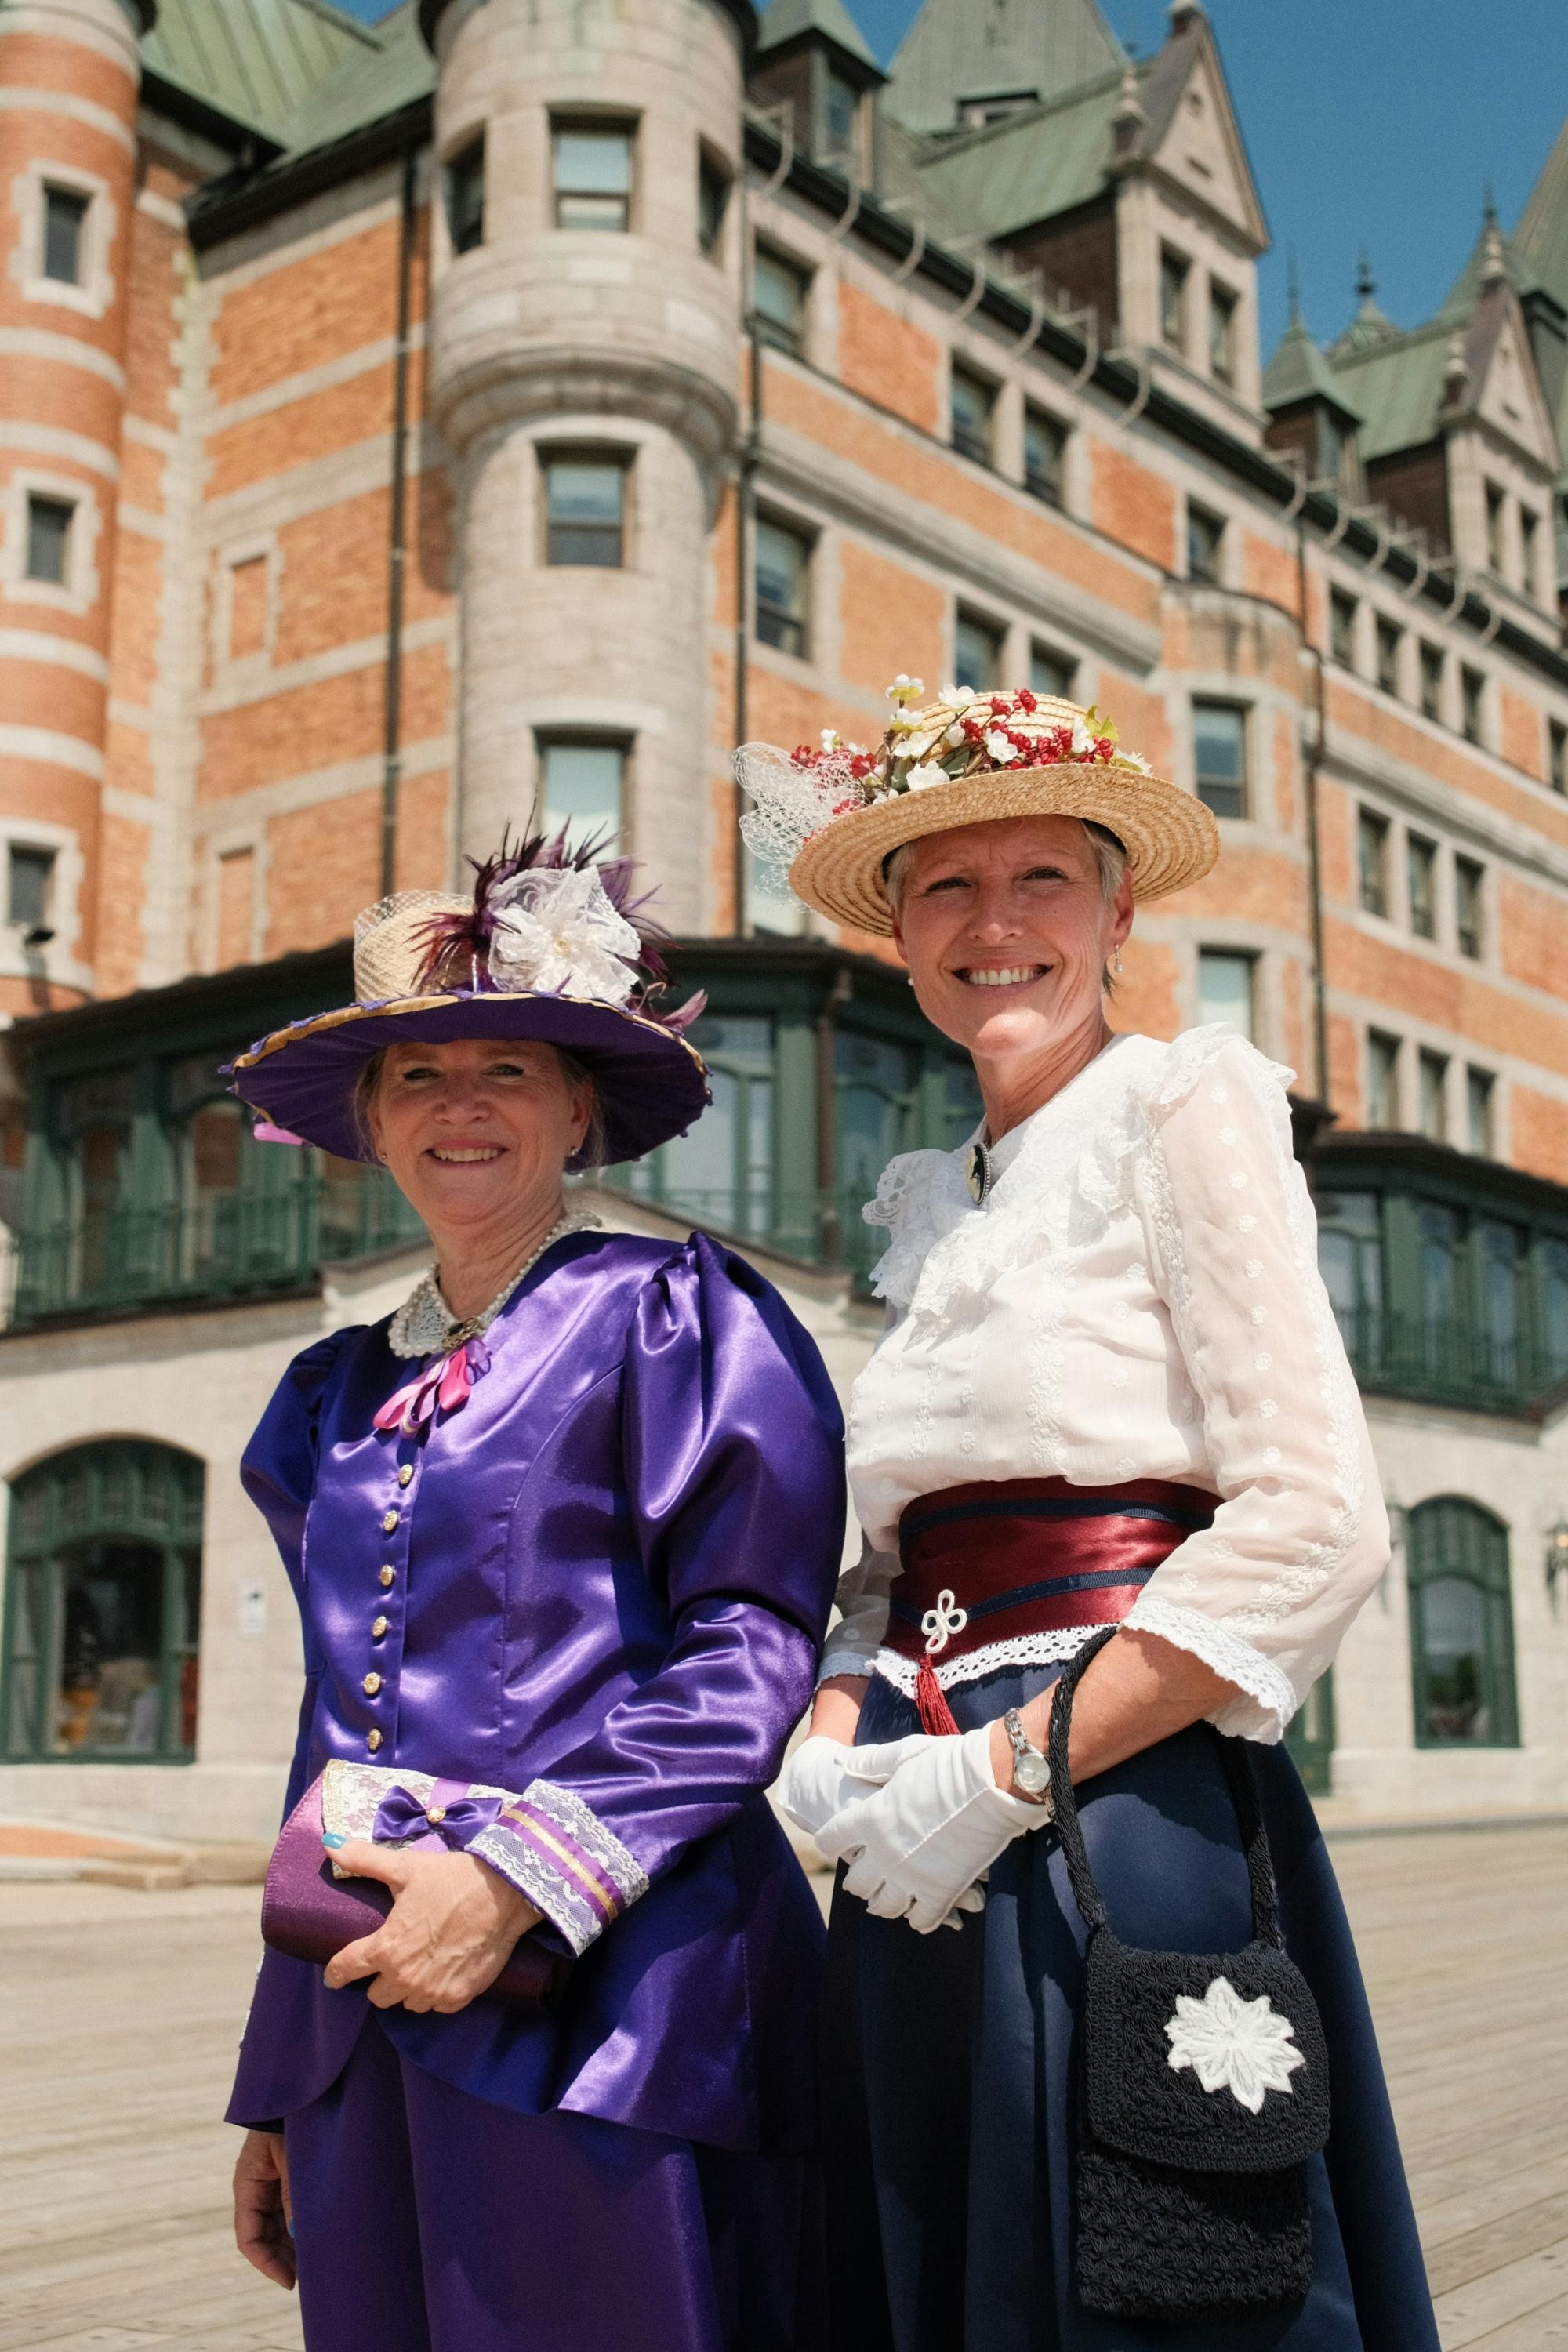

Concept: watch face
[[1014, 1749, 1051, 1795]]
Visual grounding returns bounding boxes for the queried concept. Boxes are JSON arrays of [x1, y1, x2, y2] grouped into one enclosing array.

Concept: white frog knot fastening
[[920, 1588, 968, 1657]]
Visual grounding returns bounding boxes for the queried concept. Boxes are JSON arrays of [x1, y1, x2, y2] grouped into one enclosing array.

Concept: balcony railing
[[597, 1174, 886, 1283], [1333, 1302, 1568, 1415], [2, 1176, 426, 1330]]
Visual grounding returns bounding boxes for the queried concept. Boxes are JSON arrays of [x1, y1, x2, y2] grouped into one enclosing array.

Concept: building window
[[543, 453, 626, 568], [1419, 641, 1444, 722], [1406, 833, 1436, 939], [42, 183, 89, 286], [1406, 1498, 1519, 1747], [1023, 405, 1067, 506], [1186, 502, 1225, 583], [1418, 1048, 1449, 1142], [214, 846, 255, 971], [1461, 665, 1485, 745], [1375, 614, 1403, 696], [25, 492, 74, 586], [7, 843, 55, 931], [697, 148, 731, 257], [624, 1013, 775, 1240], [2, 1442, 204, 1762], [1192, 700, 1247, 818], [753, 516, 811, 657], [1521, 504, 1540, 598], [1367, 1030, 1401, 1127], [950, 365, 996, 466], [227, 552, 269, 660], [553, 120, 633, 232], [1484, 480, 1505, 576], [1317, 1188, 1383, 1367], [1550, 718, 1567, 795], [445, 133, 485, 255], [1330, 587, 1358, 668], [1357, 808, 1389, 916], [1160, 247, 1189, 350], [1029, 641, 1075, 700], [824, 70, 860, 163], [538, 737, 625, 848], [1197, 948, 1255, 1040], [1454, 855, 1484, 959], [1466, 1065, 1494, 1155], [953, 611, 1003, 691], [1208, 281, 1238, 385], [753, 243, 809, 357]]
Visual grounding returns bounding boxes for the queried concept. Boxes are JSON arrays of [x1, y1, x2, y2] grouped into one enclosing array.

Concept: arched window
[[1406, 1497, 1519, 1747], [3, 1442, 203, 1762]]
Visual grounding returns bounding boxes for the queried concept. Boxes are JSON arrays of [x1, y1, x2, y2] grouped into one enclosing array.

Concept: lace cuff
[[1123, 1592, 1298, 1744], [470, 1780, 651, 1956], [817, 1538, 897, 1684]]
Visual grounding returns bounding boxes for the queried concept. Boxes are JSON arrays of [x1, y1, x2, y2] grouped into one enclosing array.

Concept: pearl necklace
[[387, 1210, 598, 1362]]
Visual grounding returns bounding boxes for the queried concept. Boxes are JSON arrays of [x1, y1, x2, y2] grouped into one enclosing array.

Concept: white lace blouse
[[825, 1025, 1388, 1743]]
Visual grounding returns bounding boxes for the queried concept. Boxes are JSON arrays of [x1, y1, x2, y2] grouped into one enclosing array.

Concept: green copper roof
[[756, 0, 879, 74], [885, 0, 1122, 137], [1263, 306, 1363, 420], [282, 1, 430, 154], [143, 0, 380, 143], [1513, 118, 1568, 313], [909, 65, 1131, 240], [1323, 321, 1457, 461]]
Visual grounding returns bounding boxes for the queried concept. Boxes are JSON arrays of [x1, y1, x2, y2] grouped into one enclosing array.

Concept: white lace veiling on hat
[[487, 866, 642, 1004], [735, 743, 864, 895]]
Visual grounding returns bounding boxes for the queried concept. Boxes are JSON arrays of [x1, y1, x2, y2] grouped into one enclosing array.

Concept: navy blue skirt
[[821, 1662, 1439, 2352]]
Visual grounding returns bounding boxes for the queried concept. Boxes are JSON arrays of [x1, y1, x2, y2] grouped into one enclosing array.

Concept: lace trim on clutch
[[470, 1778, 651, 1958]]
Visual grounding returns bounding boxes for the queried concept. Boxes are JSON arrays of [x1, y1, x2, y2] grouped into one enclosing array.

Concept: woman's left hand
[[322, 1843, 543, 2013]]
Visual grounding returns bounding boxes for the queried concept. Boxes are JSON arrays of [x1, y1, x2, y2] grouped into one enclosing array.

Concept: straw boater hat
[[227, 834, 710, 1167], [736, 681, 1218, 934]]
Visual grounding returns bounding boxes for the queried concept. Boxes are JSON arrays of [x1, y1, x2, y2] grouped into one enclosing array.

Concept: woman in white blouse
[[739, 688, 1439, 2350]]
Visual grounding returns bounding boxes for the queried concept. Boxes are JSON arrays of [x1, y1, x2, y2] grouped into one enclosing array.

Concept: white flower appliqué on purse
[[1163, 1974, 1307, 2113]]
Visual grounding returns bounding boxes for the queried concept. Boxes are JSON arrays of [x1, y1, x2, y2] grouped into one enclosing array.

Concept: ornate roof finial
[[1443, 328, 1470, 403], [1356, 247, 1376, 305], [1112, 59, 1145, 154], [1286, 246, 1303, 325], [1479, 190, 1509, 289]]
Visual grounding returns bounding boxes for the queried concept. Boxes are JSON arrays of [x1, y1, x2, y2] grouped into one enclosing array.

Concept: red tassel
[[915, 1653, 963, 1737]]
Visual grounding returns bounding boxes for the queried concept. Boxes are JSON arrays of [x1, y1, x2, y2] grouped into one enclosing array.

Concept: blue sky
[[336, 0, 1568, 361]]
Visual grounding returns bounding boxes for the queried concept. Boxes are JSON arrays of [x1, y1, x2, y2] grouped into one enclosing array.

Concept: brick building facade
[[2, 0, 1566, 1836]]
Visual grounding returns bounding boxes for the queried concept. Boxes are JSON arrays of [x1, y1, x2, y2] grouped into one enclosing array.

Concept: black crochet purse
[[1047, 1628, 1330, 2323]]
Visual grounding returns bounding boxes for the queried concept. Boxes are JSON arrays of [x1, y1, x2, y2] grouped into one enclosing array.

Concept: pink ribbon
[[374, 1336, 490, 1436]]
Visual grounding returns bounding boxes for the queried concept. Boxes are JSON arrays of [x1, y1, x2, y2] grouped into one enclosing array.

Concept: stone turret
[[0, 0, 152, 1012], [422, 0, 751, 927]]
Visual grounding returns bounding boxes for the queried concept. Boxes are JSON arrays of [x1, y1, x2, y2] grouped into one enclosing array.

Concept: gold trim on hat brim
[[787, 761, 1220, 937], [231, 990, 708, 1077]]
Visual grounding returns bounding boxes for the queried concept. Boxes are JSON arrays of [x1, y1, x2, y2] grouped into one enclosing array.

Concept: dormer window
[[1484, 481, 1505, 576], [1521, 505, 1541, 601], [824, 71, 860, 165], [1160, 249, 1189, 353], [1209, 282, 1238, 387]]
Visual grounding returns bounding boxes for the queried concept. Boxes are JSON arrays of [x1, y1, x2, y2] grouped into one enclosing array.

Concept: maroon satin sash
[[889, 1476, 1217, 1733]]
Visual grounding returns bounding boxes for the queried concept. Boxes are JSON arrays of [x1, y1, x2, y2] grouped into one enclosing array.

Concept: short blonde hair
[[882, 818, 1127, 917]]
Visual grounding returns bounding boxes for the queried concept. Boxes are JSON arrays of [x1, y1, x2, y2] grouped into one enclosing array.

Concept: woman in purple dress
[[223, 838, 846, 2352]]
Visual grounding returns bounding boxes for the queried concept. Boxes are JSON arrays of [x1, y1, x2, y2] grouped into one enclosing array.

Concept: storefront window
[[1406, 1497, 1518, 1747], [3, 1443, 203, 1762]]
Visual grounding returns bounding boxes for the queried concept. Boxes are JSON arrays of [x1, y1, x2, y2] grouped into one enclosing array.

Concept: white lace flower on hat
[[938, 683, 980, 709], [487, 866, 643, 1005], [1164, 1976, 1305, 2113]]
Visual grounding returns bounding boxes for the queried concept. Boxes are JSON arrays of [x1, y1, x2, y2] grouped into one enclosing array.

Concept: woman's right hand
[[234, 2127, 294, 2291]]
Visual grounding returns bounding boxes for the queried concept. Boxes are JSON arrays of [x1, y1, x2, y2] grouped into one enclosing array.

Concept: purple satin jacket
[[227, 1230, 845, 2153]]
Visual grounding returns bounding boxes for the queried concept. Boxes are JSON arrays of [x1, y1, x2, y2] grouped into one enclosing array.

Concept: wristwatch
[[1002, 1708, 1053, 1808]]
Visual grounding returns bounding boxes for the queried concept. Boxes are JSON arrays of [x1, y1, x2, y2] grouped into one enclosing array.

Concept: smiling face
[[364, 1037, 593, 1247], [890, 814, 1134, 1070]]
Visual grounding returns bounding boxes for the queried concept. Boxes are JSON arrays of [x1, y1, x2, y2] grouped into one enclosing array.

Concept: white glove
[[815, 1725, 1047, 1934], [778, 1732, 935, 1838]]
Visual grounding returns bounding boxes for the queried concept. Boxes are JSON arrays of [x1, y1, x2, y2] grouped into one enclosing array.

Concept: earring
[[1112, 947, 1125, 978]]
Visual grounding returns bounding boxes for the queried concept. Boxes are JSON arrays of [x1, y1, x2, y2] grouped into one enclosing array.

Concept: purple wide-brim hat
[[228, 990, 710, 1170]]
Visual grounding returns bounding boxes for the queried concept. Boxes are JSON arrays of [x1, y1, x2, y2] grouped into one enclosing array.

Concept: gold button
[[398, 1465, 413, 1488], [367, 1729, 383, 1752], [426, 1804, 447, 1826], [372, 1615, 389, 1639], [363, 1671, 382, 1696], [379, 1566, 395, 1588], [382, 1510, 399, 1534]]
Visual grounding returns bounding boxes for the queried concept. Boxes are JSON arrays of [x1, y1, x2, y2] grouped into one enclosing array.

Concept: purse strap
[[1044, 1626, 1284, 1950]]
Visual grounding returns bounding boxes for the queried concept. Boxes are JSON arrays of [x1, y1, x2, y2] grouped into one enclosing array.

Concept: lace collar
[[387, 1211, 598, 1361]]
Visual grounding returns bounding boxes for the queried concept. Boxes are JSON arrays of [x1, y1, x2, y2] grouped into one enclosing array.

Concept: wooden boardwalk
[[1, 1824, 1564, 2349]]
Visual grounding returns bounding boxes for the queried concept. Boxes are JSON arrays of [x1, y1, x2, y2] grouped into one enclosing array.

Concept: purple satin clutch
[[261, 1770, 572, 2009]]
